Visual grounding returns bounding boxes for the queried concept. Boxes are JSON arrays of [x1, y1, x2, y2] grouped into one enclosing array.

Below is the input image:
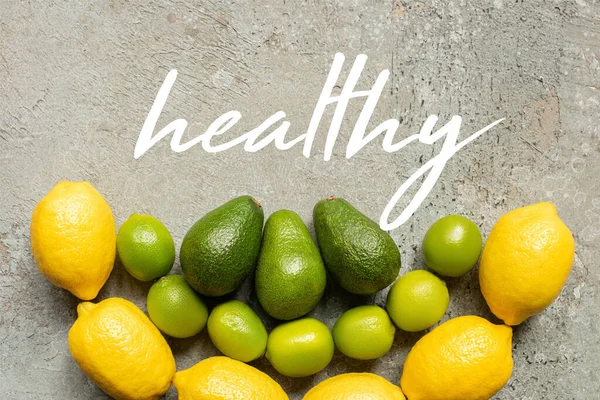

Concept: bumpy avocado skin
[[313, 197, 401, 295], [180, 196, 264, 297], [256, 210, 327, 320]]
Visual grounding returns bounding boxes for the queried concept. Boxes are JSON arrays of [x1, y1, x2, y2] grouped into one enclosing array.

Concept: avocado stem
[[326, 196, 337, 201], [252, 198, 262, 208]]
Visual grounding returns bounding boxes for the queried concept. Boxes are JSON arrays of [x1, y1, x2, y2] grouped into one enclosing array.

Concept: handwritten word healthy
[[135, 53, 504, 231]]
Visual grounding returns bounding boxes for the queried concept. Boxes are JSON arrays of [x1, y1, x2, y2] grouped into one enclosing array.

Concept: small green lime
[[207, 300, 267, 362], [147, 274, 208, 338], [332, 305, 395, 360], [117, 213, 175, 281], [422, 215, 482, 277], [386, 270, 449, 332], [266, 318, 334, 377]]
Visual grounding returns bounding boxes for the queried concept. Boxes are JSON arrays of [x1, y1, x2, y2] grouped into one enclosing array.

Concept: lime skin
[[423, 215, 482, 277], [207, 300, 268, 362], [265, 318, 334, 378], [117, 213, 175, 281], [332, 305, 396, 360], [147, 275, 209, 338], [386, 270, 449, 332]]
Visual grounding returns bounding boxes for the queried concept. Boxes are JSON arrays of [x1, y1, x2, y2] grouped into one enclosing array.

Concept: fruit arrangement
[[30, 180, 576, 400]]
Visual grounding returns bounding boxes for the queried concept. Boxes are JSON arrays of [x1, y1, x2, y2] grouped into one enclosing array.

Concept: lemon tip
[[76, 302, 97, 317]]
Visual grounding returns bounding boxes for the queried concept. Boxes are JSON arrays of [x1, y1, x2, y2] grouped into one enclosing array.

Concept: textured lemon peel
[[479, 202, 575, 325]]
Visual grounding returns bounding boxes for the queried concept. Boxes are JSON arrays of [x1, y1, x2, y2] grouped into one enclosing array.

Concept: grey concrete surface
[[1, 0, 599, 399]]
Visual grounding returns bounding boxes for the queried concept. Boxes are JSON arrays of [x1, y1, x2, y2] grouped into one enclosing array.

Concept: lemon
[[332, 305, 395, 360], [266, 318, 334, 377], [207, 300, 268, 362], [386, 270, 449, 332], [423, 215, 482, 277], [173, 356, 288, 400], [30, 181, 116, 300], [400, 315, 513, 400], [147, 274, 208, 338], [479, 202, 575, 325], [303, 373, 406, 400], [68, 298, 176, 400]]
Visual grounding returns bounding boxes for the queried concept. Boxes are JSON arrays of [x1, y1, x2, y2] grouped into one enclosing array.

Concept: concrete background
[[1, 0, 599, 398]]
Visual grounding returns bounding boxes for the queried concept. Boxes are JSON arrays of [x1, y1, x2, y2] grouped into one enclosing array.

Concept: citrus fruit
[[30, 181, 116, 300], [386, 270, 449, 332], [479, 202, 575, 325], [207, 300, 268, 362], [400, 315, 513, 400], [68, 298, 176, 400], [422, 215, 482, 277], [117, 213, 175, 281], [173, 356, 288, 400], [332, 305, 395, 360], [266, 318, 334, 377], [147, 274, 208, 338], [303, 373, 406, 400]]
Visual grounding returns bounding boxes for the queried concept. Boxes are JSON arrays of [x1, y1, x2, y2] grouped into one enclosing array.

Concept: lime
[[332, 305, 395, 360], [207, 300, 268, 362], [422, 215, 482, 277], [266, 318, 334, 377], [386, 270, 449, 332], [147, 275, 209, 338], [117, 213, 175, 281]]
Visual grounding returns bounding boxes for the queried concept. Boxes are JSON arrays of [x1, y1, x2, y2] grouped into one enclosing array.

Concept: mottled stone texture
[[1, 0, 599, 399]]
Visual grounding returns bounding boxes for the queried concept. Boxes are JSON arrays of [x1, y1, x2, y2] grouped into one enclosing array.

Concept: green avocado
[[180, 195, 264, 297], [313, 197, 401, 295], [255, 210, 326, 320]]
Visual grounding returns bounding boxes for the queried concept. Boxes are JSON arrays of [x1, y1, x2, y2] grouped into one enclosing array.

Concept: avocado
[[255, 210, 326, 320], [313, 197, 401, 295], [180, 196, 264, 296]]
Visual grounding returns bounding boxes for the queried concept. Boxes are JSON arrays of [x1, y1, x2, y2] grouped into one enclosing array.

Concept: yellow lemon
[[479, 202, 575, 325], [30, 181, 116, 300], [68, 298, 176, 400], [173, 356, 288, 400], [303, 373, 406, 400], [400, 315, 513, 400]]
